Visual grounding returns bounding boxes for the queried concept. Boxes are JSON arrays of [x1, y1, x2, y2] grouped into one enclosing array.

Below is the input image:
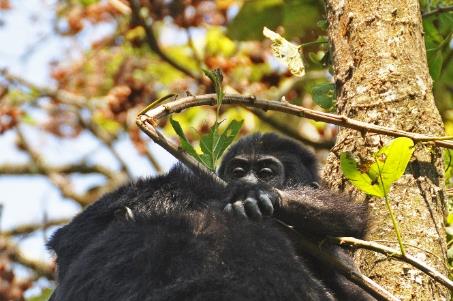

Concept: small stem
[[376, 161, 406, 256], [383, 193, 406, 256], [300, 40, 328, 47]]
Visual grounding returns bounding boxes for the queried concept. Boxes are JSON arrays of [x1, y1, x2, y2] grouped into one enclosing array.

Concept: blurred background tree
[[0, 0, 451, 299]]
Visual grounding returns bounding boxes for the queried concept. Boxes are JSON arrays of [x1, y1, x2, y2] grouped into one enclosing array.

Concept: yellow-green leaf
[[340, 152, 384, 197]]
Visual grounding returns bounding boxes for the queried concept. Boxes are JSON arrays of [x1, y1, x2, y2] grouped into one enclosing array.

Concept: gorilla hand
[[223, 182, 280, 220]]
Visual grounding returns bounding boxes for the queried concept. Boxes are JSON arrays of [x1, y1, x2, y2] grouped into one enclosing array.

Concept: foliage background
[[0, 0, 451, 299]]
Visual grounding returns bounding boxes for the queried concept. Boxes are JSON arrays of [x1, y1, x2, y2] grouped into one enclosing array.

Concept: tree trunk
[[323, 0, 449, 300]]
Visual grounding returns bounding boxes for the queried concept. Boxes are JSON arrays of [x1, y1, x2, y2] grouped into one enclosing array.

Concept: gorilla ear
[[114, 206, 136, 222]]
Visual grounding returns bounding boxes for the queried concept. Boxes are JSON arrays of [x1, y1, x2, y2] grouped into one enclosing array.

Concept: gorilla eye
[[258, 167, 274, 179], [232, 167, 246, 178]]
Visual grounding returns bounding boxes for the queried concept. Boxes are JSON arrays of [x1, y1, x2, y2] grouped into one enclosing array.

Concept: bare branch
[[1, 69, 93, 108], [276, 220, 399, 301], [1, 219, 69, 237], [0, 162, 117, 179], [1, 70, 128, 176], [423, 6, 453, 17], [1, 237, 54, 279], [330, 236, 453, 291], [139, 93, 453, 149], [249, 108, 335, 149], [14, 128, 120, 206], [129, 0, 200, 81]]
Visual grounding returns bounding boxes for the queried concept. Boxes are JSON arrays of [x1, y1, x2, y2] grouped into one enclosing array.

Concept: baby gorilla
[[48, 133, 372, 301]]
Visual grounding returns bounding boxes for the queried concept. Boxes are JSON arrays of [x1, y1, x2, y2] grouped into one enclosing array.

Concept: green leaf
[[214, 120, 244, 159], [340, 137, 415, 197], [423, 19, 444, 48], [170, 118, 202, 163], [312, 83, 335, 109], [340, 152, 384, 197], [227, 0, 283, 41], [427, 50, 443, 80], [198, 120, 243, 171], [199, 123, 220, 170], [202, 68, 224, 108], [368, 137, 415, 193], [447, 213, 453, 225]]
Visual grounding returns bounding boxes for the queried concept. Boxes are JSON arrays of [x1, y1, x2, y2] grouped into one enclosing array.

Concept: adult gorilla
[[48, 133, 372, 301]]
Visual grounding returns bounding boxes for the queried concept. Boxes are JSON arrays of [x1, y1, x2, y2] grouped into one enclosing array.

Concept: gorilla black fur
[[48, 133, 373, 301]]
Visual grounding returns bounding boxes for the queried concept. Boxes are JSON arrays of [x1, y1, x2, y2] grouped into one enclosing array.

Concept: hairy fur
[[48, 133, 372, 301]]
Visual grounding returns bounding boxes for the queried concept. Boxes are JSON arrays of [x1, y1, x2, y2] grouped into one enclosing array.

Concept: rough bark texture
[[323, 0, 449, 300]]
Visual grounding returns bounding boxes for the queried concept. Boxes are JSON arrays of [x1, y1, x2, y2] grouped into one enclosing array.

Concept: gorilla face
[[221, 153, 286, 188]]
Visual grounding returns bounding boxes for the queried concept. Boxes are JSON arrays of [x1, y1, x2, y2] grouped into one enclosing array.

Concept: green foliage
[[26, 288, 53, 301], [311, 83, 335, 109], [341, 137, 415, 255], [340, 137, 415, 197], [281, 0, 320, 38], [93, 113, 122, 135], [205, 27, 236, 57], [202, 68, 224, 117], [427, 49, 444, 80], [227, 0, 283, 41], [170, 119, 243, 171], [227, 0, 321, 40], [78, 0, 98, 6], [171, 68, 243, 171]]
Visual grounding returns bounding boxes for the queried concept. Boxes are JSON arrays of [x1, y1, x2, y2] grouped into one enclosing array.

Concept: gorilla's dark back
[[48, 133, 372, 301], [49, 165, 332, 301]]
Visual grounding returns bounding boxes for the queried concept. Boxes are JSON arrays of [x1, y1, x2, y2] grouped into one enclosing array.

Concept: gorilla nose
[[241, 173, 259, 184]]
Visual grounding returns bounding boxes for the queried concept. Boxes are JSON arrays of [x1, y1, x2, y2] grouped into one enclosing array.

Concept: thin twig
[[1, 69, 94, 108], [423, 6, 453, 17], [1, 237, 54, 279], [139, 93, 453, 149], [330, 236, 453, 291], [277, 220, 399, 301], [15, 127, 118, 206], [129, 0, 200, 81], [249, 107, 335, 149], [1, 219, 69, 236], [0, 162, 117, 179]]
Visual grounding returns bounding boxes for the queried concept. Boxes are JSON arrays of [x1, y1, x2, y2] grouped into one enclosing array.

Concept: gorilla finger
[[258, 192, 274, 216], [244, 197, 262, 220], [224, 203, 233, 214], [232, 201, 248, 218]]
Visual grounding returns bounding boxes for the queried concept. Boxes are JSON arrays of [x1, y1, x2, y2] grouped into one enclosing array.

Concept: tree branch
[[138, 93, 453, 149], [15, 128, 119, 206], [129, 0, 200, 81], [1, 219, 69, 237], [1, 237, 54, 279], [0, 162, 117, 179], [249, 108, 335, 149], [330, 236, 453, 291], [422, 6, 453, 17]]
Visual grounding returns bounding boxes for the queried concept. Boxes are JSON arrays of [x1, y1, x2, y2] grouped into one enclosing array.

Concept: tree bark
[[323, 0, 449, 300]]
